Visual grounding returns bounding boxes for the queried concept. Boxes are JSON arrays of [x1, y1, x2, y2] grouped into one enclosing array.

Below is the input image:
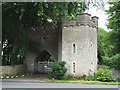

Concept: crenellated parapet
[[63, 13, 98, 28]]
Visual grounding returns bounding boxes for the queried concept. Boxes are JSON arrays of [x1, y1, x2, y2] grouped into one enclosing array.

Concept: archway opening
[[34, 50, 53, 74]]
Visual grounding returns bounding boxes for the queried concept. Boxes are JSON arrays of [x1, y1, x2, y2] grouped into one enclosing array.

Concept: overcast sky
[[85, 3, 110, 31]]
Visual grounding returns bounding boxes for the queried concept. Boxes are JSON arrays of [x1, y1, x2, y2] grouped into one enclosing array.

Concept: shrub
[[111, 76, 120, 82], [47, 61, 67, 80], [95, 66, 113, 82], [83, 75, 96, 81], [78, 74, 85, 80], [63, 74, 75, 80], [82, 66, 119, 82], [81, 74, 98, 81]]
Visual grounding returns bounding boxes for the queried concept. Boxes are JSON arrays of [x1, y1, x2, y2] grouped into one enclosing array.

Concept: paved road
[[1, 82, 119, 88]]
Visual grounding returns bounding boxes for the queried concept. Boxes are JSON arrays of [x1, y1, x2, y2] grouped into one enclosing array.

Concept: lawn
[[48, 79, 120, 85]]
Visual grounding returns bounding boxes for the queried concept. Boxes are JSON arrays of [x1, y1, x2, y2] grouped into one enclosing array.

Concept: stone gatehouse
[[24, 13, 98, 77]]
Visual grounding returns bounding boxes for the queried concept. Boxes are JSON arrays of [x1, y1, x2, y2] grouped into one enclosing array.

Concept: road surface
[[1, 82, 119, 88]]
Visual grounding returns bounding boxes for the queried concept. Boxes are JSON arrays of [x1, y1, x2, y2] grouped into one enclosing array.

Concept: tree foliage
[[97, 28, 108, 64], [98, 27, 120, 69], [107, 2, 120, 30], [98, 2, 120, 70], [107, 1, 120, 53]]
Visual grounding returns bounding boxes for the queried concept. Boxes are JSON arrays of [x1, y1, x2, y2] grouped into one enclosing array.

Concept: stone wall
[[0, 64, 25, 75], [112, 69, 120, 78], [24, 52, 37, 73]]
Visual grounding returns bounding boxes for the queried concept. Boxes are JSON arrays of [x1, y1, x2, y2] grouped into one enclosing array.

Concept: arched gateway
[[34, 50, 51, 74], [24, 13, 98, 77], [24, 26, 58, 74]]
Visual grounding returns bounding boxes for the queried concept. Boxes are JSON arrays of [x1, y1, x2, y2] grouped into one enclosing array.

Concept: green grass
[[47, 79, 120, 85]]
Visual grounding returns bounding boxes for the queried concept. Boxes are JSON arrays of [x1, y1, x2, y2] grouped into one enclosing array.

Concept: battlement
[[63, 13, 98, 28]]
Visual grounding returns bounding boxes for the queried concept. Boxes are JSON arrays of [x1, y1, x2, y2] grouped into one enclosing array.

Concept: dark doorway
[[34, 50, 51, 74]]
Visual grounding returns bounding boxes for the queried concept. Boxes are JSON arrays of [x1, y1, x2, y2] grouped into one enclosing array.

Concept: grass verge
[[47, 79, 120, 85]]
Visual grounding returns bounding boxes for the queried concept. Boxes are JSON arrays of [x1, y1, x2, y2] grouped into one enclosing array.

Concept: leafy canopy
[[107, 1, 120, 53]]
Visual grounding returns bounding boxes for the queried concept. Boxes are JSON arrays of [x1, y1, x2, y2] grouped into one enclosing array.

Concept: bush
[[82, 66, 119, 82], [63, 74, 75, 80], [95, 66, 113, 82], [47, 61, 67, 80], [111, 76, 120, 82], [83, 75, 96, 81], [81, 74, 98, 81]]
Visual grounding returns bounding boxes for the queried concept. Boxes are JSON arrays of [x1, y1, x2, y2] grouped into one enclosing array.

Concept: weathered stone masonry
[[60, 13, 98, 76], [25, 13, 98, 77]]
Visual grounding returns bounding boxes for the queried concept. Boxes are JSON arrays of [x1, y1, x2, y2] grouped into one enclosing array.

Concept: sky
[[85, 3, 110, 31]]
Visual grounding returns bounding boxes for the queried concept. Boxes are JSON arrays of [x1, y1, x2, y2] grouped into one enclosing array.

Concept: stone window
[[73, 62, 75, 73], [73, 44, 76, 53]]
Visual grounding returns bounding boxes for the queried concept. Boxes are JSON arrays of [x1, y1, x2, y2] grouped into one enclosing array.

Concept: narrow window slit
[[73, 62, 75, 73], [73, 44, 76, 53]]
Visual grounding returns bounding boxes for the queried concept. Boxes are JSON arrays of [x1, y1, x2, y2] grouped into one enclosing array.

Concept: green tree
[[107, 1, 120, 54], [100, 1, 120, 70], [97, 28, 108, 64], [97, 27, 120, 69]]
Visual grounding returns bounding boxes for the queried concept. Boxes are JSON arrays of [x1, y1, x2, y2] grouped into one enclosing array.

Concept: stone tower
[[59, 13, 98, 76]]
